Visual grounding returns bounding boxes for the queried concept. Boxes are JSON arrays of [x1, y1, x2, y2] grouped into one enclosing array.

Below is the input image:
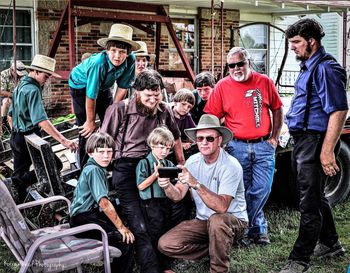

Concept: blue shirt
[[9, 76, 48, 132], [70, 157, 109, 216], [286, 47, 348, 132], [69, 50, 136, 99]]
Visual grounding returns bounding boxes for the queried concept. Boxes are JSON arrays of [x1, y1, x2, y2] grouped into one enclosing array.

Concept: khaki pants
[[158, 213, 247, 273]]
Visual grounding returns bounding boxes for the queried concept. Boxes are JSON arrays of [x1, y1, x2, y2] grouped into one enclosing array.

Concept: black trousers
[[112, 158, 162, 273], [70, 208, 134, 273], [289, 132, 339, 263], [70, 87, 113, 168]]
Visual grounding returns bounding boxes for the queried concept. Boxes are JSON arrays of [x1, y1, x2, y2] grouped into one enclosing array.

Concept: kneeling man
[[158, 114, 248, 273]]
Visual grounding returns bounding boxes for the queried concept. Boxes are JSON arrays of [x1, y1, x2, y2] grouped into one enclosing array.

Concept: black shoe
[[237, 235, 254, 247], [313, 241, 345, 258], [255, 233, 271, 245]]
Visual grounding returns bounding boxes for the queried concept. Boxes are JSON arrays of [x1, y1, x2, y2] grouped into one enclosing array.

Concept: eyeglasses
[[227, 61, 247, 69], [196, 135, 220, 143]]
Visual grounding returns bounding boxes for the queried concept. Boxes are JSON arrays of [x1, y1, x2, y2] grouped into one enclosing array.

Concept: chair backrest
[[0, 181, 37, 262], [24, 133, 65, 197]]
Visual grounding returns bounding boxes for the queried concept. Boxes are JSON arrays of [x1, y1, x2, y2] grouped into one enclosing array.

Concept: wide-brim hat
[[185, 114, 233, 145], [133, 41, 150, 58], [97, 24, 141, 51], [25, 54, 61, 78], [11, 61, 28, 77]]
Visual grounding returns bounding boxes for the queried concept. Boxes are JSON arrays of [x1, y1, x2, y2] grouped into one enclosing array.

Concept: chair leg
[[77, 266, 83, 273]]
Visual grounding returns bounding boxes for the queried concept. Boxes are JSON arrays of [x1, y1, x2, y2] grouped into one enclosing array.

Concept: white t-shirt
[[185, 148, 248, 222]]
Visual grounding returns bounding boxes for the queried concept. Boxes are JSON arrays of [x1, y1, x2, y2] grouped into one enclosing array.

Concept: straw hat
[[25, 54, 61, 78], [11, 61, 28, 77], [185, 114, 233, 145], [133, 41, 150, 58], [97, 24, 140, 51]]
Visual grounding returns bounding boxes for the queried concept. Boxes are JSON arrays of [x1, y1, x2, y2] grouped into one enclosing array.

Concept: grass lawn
[[0, 201, 349, 273]]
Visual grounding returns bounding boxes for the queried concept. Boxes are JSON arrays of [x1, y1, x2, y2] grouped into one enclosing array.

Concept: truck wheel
[[325, 140, 350, 207]]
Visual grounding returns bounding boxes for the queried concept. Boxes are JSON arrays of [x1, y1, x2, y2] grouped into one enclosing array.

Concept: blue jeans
[[226, 140, 275, 237]]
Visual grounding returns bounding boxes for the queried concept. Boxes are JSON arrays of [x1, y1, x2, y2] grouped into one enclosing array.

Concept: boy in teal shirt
[[69, 23, 140, 167], [70, 132, 134, 273], [136, 126, 186, 272]]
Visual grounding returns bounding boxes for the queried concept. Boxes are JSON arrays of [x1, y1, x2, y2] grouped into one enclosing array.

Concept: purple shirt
[[101, 96, 180, 159]]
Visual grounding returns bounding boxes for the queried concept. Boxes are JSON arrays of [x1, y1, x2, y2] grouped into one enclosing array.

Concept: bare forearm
[[138, 174, 157, 191], [195, 183, 231, 213], [0, 90, 12, 98], [99, 198, 124, 229], [271, 108, 283, 140], [322, 110, 348, 153], [39, 120, 65, 143], [114, 88, 127, 103], [174, 139, 185, 165], [164, 183, 186, 202]]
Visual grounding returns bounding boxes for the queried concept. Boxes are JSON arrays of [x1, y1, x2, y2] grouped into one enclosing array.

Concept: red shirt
[[204, 72, 282, 140]]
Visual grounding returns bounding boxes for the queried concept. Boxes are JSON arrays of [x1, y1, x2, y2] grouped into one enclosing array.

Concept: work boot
[[255, 233, 271, 245], [279, 260, 309, 273], [313, 241, 345, 258]]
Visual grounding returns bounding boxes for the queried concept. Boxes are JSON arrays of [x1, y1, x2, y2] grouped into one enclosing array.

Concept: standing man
[[8, 55, 78, 203], [191, 71, 215, 124], [69, 23, 140, 167], [158, 114, 248, 273], [0, 61, 28, 132], [279, 19, 347, 273], [205, 47, 283, 246], [100, 69, 185, 273]]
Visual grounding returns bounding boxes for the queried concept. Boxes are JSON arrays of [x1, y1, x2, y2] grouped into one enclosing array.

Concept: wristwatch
[[193, 182, 201, 190]]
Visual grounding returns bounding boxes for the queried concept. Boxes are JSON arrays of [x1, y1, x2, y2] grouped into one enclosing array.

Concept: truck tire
[[325, 140, 350, 207]]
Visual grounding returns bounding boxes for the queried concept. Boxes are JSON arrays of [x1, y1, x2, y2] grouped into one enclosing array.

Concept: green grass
[[0, 202, 349, 273]]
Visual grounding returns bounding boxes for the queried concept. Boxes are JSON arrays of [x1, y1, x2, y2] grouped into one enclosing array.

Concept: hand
[[320, 150, 339, 177], [79, 120, 96, 138], [158, 177, 171, 189], [182, 142, 192, 150], [177, 165, 196, 188], [267, 137, 278, 148], [62, 139, 78, 152], [117, 226, 135, 244]]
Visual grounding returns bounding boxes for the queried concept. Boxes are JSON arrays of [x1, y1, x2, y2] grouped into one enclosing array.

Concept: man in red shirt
[[204, 47, 283, 246]]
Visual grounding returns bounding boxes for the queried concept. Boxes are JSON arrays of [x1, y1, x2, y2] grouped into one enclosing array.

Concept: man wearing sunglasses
[[158, 114, 248, 273], [204, 47, 283, 246]]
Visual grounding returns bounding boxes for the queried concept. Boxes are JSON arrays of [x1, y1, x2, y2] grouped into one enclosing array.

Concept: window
[[239, 24, 268, 74], [169, 17, 197, 73], [0, 8, 33, 71]]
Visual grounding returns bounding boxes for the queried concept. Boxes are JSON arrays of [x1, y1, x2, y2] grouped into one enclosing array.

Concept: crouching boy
[[70, 132, 134, 273]]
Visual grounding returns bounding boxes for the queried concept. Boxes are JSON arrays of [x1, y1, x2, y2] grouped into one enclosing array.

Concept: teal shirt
[[136, 153, 175, 200], [8, 76, 48, 132], [68, 50, 136, 99], [70, 157, 109, 217]]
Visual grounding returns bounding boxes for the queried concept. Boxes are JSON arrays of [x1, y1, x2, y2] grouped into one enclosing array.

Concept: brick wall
[[35, 2, 239, 117]]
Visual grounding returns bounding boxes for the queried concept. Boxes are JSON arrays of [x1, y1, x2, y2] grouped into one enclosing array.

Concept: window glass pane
[[239, 24, 268, 74], [0, 26, 31, 43], [0, 9, 31, 26], [0, 46, 32, 71]]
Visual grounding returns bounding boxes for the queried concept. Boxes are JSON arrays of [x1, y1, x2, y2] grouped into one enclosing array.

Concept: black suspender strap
[[119, 99, 130, 158], [145, 157, 154, 199], [302, 55, 336, 131]]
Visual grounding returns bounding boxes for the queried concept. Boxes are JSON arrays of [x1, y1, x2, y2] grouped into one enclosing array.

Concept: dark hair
[[285, 18, 325, 44], [106, 40, 132, 54], [194, 71, 215, 88], [85, 132, 116, 153], [133, 69, 164, 91], [173, 88, 195, 105]]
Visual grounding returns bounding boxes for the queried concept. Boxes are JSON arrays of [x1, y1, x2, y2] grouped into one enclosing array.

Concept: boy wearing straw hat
[[158, 114, 248, 273], [69, 23, 140, 167], [7, 54, 78, 203], [134, 41, 151, 76]]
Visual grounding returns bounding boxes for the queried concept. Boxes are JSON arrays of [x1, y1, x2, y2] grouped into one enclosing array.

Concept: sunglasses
[[196, 135, 220, 143], [228, 61, 247, 69]]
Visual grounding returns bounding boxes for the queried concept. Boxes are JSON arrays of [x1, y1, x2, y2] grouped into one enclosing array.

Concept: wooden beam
[[74, 0, 160, 13], [68, 0, 76, 69]]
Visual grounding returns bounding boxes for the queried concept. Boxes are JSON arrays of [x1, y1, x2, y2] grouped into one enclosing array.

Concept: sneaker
[[313, 241, 345, 258], [255, 233, 271, 245], [279, 260, 309, 273]]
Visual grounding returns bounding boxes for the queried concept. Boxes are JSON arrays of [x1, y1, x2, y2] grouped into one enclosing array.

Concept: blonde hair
[[147, 126, 175, 148]]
